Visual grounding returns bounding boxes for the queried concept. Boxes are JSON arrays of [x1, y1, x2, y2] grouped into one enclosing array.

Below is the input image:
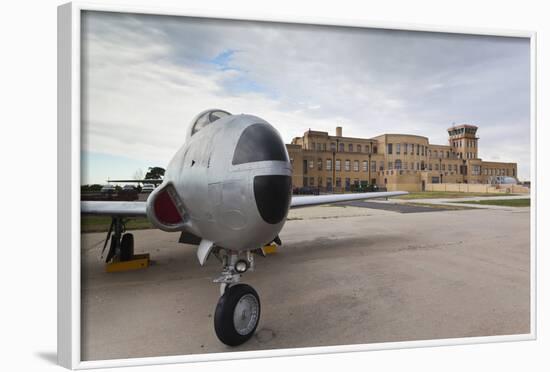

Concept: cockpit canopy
[[190, 109, 231, 136]]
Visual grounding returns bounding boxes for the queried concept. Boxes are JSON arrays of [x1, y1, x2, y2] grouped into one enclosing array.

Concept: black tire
[[120, 233, 134, 261], [214, 284, 261, 346]]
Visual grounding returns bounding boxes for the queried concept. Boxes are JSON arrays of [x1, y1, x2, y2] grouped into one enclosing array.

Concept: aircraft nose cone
[[253, 175, 292, 224]]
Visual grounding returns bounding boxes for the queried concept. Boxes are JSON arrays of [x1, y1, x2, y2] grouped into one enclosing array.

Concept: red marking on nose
[[154, 188, 182, 225]]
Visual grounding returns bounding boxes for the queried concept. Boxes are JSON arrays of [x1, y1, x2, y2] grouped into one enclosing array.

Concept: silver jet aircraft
[[82, 109, 407, 346]]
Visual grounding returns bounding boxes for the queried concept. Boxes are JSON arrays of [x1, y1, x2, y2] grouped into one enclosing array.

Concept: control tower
[[448, 124, 478, 160]]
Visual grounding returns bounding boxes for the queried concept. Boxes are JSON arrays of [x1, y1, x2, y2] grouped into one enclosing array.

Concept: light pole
[[439, 158, 443, 184]]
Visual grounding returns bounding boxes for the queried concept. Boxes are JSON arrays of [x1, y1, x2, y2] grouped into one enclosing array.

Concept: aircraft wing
[[81, 191, 407, 216], [290, 191, 408, 209], [81, 201, 147, 217], [107, 179, 163, 184]]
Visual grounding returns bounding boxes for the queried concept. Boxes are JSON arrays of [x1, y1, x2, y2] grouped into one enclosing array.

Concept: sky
[[81, 11, 531, 184]]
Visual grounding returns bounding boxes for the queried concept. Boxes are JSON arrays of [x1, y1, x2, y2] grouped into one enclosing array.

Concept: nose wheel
[[214, 284, 260, 346], [210, 249, 261, 346]]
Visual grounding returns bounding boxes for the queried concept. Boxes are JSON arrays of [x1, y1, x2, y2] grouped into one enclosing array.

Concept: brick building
[[286, 124, 517, 192]]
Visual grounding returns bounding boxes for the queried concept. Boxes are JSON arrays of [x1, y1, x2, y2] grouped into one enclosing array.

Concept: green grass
[[396, 191, 516, 200], [81, 216, 153, 233], [452, 199, 530, 207]]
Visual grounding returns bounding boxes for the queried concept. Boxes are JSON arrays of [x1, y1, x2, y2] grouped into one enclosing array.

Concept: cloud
[[81, 11, 531, 182]]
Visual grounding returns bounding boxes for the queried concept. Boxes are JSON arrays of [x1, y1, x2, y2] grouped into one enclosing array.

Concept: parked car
[[141, 183, 156, 193], [119, 184, 139, 201], [100, 184, 116, 194], [292, 186, 320, 195]]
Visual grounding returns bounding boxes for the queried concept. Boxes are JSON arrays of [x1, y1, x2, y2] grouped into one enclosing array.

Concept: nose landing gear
[[212, 250, 261, 346]]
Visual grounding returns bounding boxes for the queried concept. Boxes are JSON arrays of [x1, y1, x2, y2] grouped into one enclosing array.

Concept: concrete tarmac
[[81, 203, 530, 361]]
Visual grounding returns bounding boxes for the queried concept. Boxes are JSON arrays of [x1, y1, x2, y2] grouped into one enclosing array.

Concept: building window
[[331, 142, 336, 151], [309, 177, 314, 186], [404, 144, 407, 155], [357, 144, 362, 152], [326, 159, 332, 171], [353, 160, 359, 171], [326, 177, 332, 189], [395, 160, 402, 170], [311, 142, 315, 150], [317, 158, 323, 170], [379, 162, 384, 171], [363, 160, 368, 172], [388, 161, 393, 170], [428, 149, 431, 157], [348, 144, 353, 152], [373, 146, 378, 154], [339, 143, 344, 152], [416, 162, 420, 170], [472, 165, 481, 175], [309, 160, 314, 169], [429, 163, 432, 171], [317, 143, 322, 151], [442, 164, 445, 171], [345, 160, 350, 171], [323, 143, 326, 151], [365, 145, 370, 153], [336, 177, 341, 187], [335, 159, 341, 171], [403, 161, 408, 170], [396, 143, 401, 154], [371, 160, 376, 171], [387, 143, 393, 154], [345, 178, 351, 191]]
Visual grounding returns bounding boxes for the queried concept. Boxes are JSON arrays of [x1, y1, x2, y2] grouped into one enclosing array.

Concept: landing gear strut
[[213, 250, 261, 346], [102, 217, 134, 262]]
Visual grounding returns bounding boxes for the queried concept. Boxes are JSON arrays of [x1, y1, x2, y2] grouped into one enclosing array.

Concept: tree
[[81, 184, 103, 193], [145, 167, 165, 180]]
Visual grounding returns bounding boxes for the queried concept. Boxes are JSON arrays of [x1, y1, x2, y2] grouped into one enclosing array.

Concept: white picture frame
[[58, 1, 537, 369]]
